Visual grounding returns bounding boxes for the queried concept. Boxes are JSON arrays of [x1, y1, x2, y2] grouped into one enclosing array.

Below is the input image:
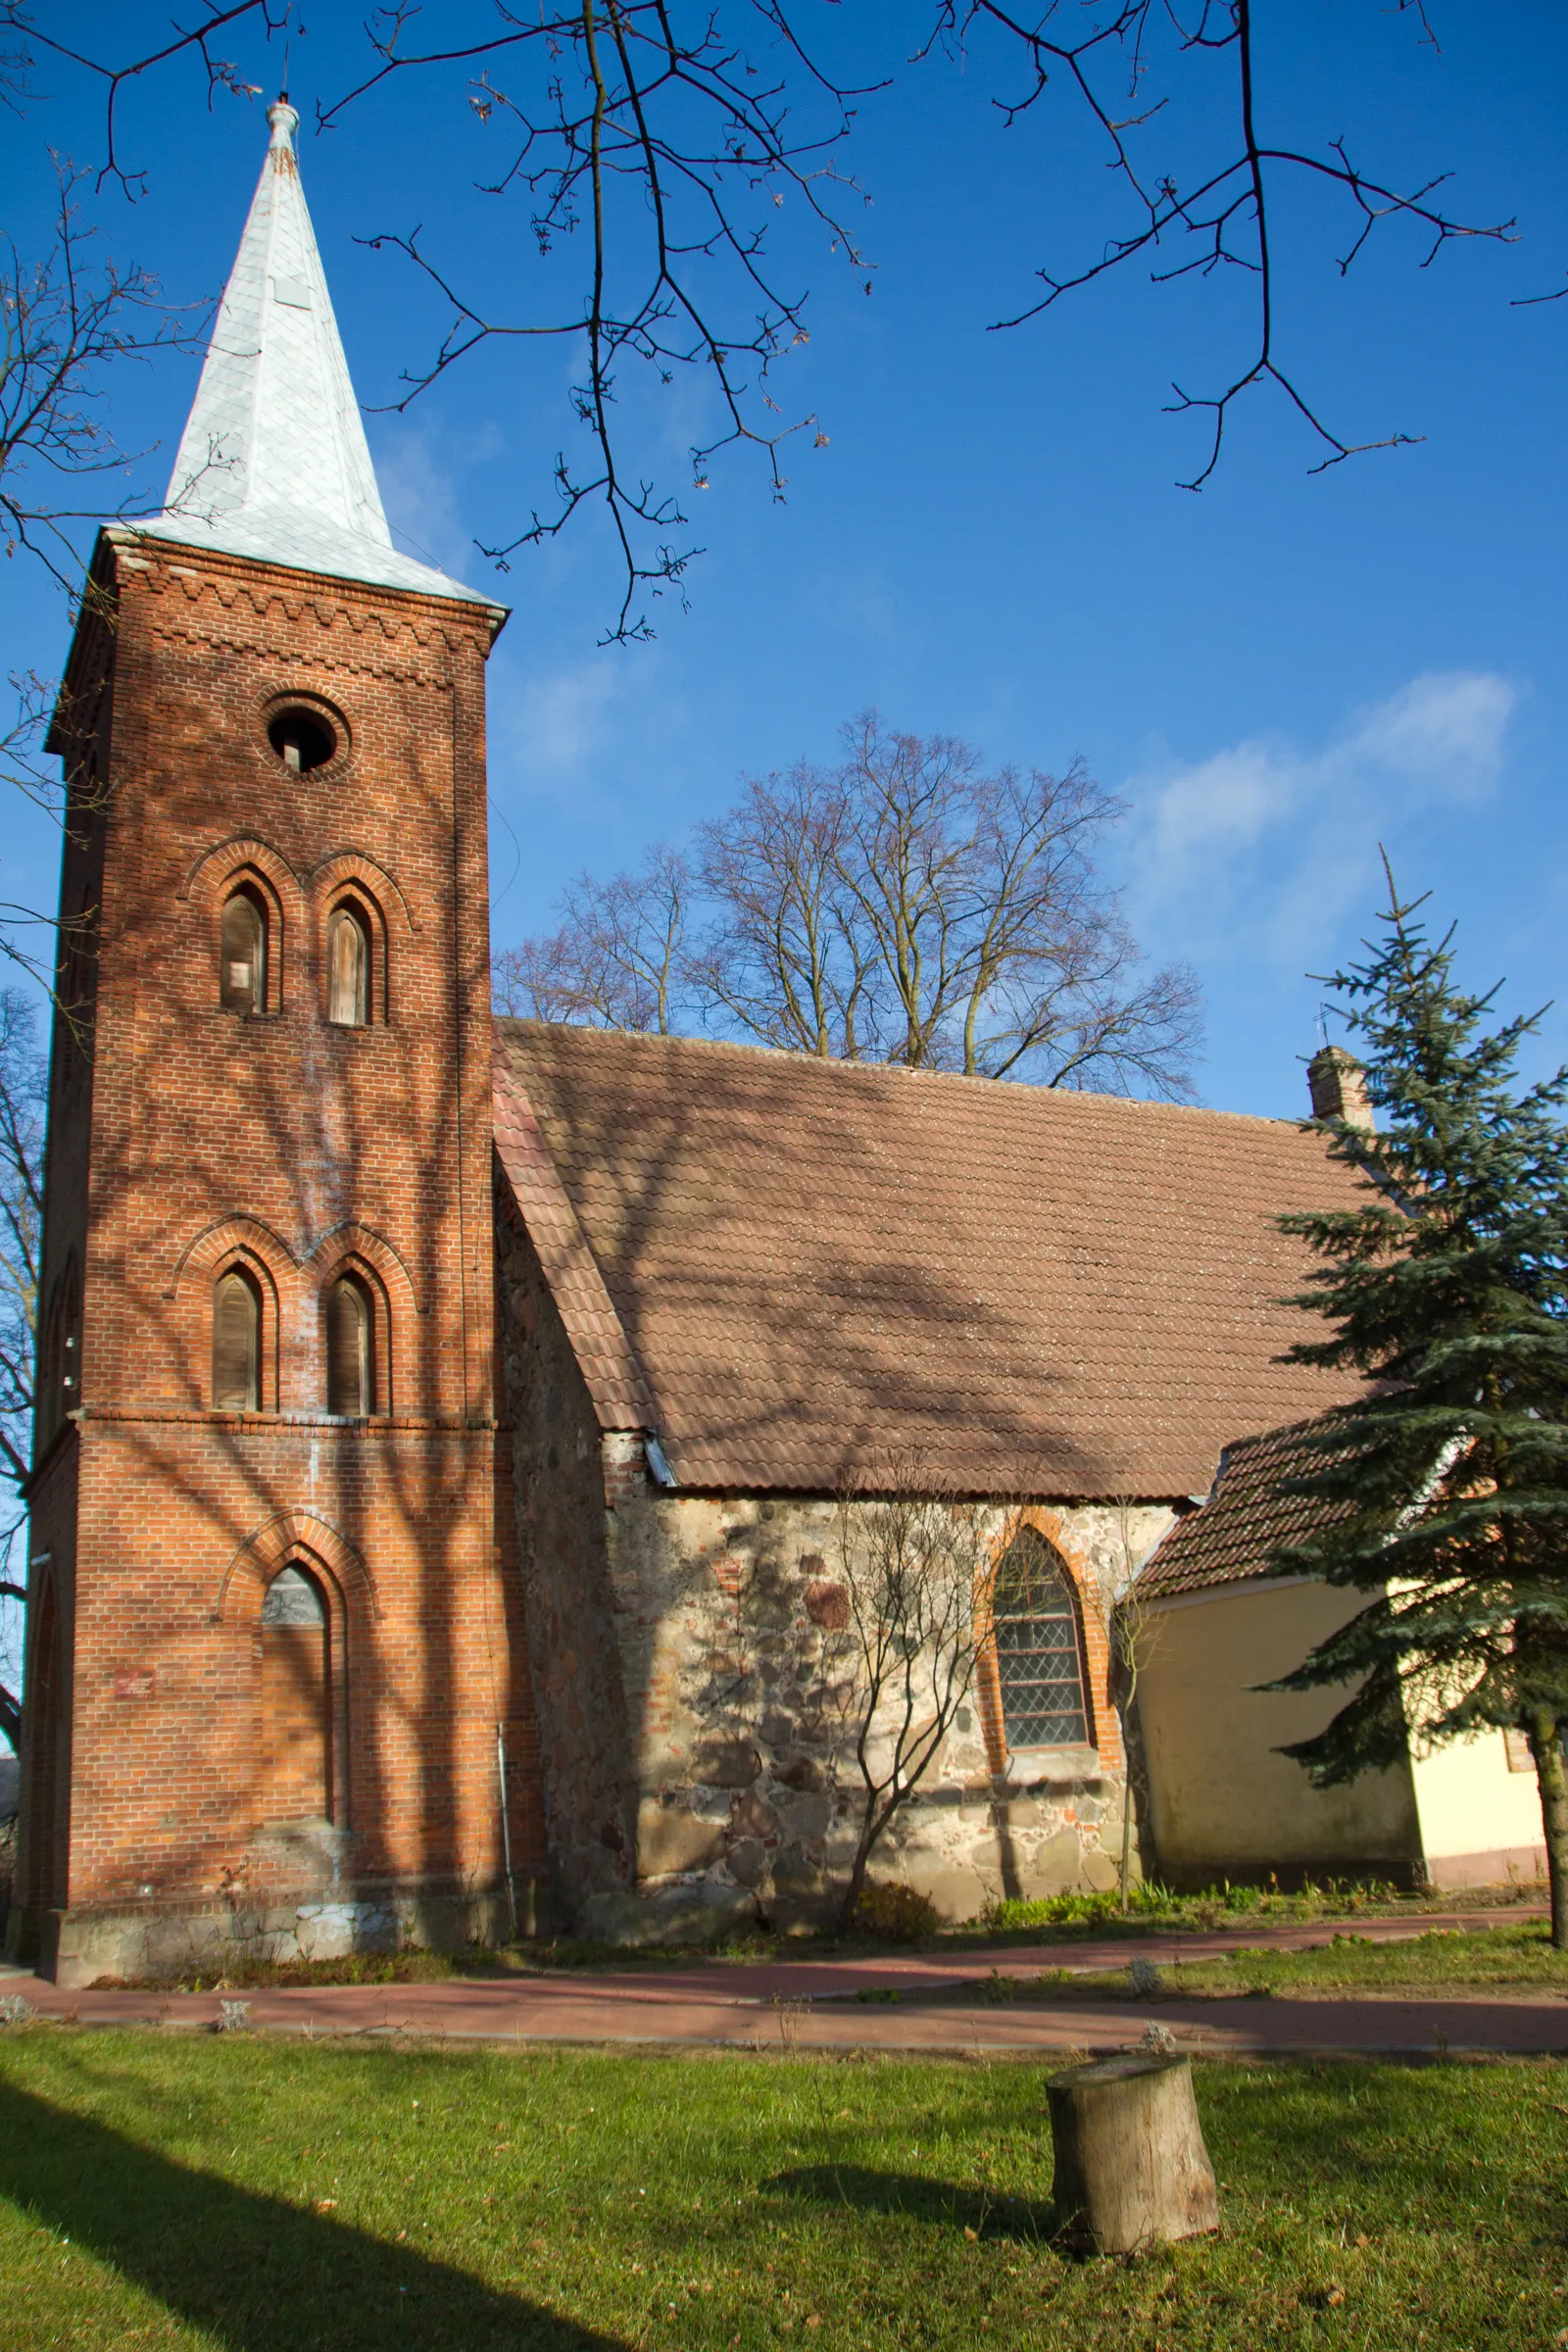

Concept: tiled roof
[[491, 1065, 658, 1431], [145, 101, 495, 611], [491, 1021, 1369, 1497], [1137, 1415, 1361, 1600]]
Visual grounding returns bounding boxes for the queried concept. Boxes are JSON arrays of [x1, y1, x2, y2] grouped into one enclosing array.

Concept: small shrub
[[853, 1882, 940, 1942], [980, 1883, 1167, 1934]]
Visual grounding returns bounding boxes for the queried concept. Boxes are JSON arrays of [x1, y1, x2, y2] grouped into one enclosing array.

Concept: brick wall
[[13, 533, 543, 1978]]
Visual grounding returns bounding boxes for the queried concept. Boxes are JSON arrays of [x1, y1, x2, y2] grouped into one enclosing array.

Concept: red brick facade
[[13, 531, 545, 1977]]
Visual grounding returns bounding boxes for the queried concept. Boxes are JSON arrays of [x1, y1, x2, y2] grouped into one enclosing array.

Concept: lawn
[[2, 2031, 1565, 2349], [980, 1922, 1568, 2003]]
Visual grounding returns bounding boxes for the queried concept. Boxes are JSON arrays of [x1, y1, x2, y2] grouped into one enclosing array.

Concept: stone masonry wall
[[579, 1457, 1175, 1941], [494, 1193, 641, 1925]]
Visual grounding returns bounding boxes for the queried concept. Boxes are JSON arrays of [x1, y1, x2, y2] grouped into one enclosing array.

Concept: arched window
[[325, 1276, 372, 1416], [213, 1268, 261, 1410], [326, 904, 369, 1026], [220, 889, 267, 1014], [991, 1531, 1091, 1750], [260, 1566, 332, 1822]]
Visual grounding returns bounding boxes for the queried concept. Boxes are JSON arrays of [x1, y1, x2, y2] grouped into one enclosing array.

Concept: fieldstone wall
[[496, 1190, 1179, 1941], [585, 1476, 1176, 1941], [495, 1195, 642, 1925]]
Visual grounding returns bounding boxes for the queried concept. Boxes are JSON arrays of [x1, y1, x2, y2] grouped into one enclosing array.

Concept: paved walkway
[[5, 1908, 1562, 2058]]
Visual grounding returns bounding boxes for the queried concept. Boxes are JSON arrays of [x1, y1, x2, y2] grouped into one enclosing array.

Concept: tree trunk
[[1530, 1715, 1568, 1951], [835, 1800, 885, 1936], [1118, 1776, 1134, 1915], [1047, 2055, 1219, 2255]]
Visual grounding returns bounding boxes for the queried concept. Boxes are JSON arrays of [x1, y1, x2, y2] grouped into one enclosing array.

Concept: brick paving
[[4, 1908, 1561, 2059]]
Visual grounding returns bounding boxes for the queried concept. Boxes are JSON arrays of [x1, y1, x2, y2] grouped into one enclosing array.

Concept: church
[[10, 106, 1540, 1984]]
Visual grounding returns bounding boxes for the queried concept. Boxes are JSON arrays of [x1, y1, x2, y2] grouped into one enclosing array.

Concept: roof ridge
[[493, 1014, 1304, 1133]]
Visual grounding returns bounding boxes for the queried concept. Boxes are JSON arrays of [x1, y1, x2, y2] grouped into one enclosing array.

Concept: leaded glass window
[[992, 1532, 1090, 1749], [220, 890, 266, 1013]]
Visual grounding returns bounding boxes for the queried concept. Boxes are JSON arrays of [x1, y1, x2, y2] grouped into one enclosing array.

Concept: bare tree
[[819, 714, 1200, 1089], [502, 714, 1202, 1098], [0, 989, 44, 1753], [691, 764, 877, 1058], [4, 6, 1528, 634], [493, 843, 690, 1033], [831, 1465, 1004, 1933]]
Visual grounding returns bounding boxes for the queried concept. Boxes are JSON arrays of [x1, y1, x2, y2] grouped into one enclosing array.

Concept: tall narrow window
[[326, 905, 368, 1025], [260, 1566, 332, 1822], [213, 1269, 261, 1410], [991, 1532, 1091, 1750], [220, 890, 267, 1014], [325, 1276, 371, 1416]]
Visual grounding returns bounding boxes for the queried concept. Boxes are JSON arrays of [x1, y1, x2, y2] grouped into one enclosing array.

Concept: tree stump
[[1046, 2054, 1219, 2255]]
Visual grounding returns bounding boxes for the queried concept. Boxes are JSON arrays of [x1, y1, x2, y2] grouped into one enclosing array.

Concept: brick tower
[[12, 102, 539, 1983]]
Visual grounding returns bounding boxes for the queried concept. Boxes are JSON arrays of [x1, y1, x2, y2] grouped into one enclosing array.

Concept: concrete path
[[4, 1908, 1562, 2059]]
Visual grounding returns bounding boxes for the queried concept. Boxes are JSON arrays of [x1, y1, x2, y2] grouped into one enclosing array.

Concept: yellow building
[[1135, 1420, 1546, 1891]]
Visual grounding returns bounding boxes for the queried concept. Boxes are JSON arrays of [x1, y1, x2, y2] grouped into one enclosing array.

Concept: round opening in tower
[[268, 709, 337, 774]]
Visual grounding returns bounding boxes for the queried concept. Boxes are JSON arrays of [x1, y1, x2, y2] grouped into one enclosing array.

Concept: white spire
[[138, 101, 494, 607]]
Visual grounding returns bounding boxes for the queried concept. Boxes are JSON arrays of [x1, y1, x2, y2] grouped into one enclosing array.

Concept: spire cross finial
[[268, 96, 299, 155]]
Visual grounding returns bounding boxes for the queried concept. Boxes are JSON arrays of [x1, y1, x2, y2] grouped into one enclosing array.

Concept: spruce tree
[[1272, 864, 1568, 1945]]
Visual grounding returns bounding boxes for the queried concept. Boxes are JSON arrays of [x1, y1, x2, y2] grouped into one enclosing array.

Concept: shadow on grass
[[0, 2077, 628, 2351], [765, 2163, 1055, 2244]]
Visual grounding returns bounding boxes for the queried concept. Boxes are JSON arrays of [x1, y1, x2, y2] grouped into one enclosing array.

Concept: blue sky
[[5, 5, 1565, 1118]]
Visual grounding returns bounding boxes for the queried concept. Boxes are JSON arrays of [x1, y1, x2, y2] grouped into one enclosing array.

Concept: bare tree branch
[[0, 1, 283, 199], [338, 4, 873, 640], [934, 0, 1516, 486], [3, 2, 1533, 630]]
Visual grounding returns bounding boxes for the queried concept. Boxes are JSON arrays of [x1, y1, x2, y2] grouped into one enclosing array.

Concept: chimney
[[1307, 1045, 1375, 1132]]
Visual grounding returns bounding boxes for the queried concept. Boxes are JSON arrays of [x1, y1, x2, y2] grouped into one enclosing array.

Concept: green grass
[[979, 1922, 1568, 2003], [973, 1875, 1544, 1940], [2, 2030, 1567, 2348]]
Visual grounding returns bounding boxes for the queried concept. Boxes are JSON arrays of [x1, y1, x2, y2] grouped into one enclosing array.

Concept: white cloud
[[1348, 670, 1515, 795], [1141, 740, 1291, 874], [1126, 669, 1519, 967]]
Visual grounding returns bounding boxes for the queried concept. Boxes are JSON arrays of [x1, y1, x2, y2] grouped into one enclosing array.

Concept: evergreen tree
[[1272, 864, 1568, 1945]]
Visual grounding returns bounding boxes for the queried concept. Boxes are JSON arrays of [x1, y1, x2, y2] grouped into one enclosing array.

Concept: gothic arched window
[[213, 1268, 261, 1411], [326, 903, 369, 1026], [991, 1531, 1091, 1750], [220, 888, 267, 1014], [325, 1276, 372, 1416]]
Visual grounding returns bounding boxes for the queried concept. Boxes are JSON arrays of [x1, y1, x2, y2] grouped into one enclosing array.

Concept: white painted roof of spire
[[137, 100, 497, 609]]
